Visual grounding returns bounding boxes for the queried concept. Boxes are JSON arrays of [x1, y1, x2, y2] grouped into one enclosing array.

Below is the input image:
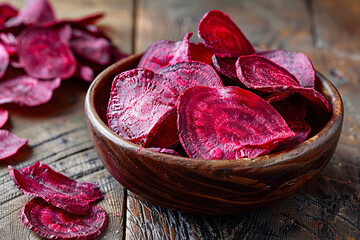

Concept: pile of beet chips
[[107, 10, 332, 160], [0, 0, 127, 160]]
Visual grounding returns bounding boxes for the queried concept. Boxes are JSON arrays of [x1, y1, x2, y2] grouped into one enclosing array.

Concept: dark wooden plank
[[0, 0, 134, 239], [127, 0, 360, 239]]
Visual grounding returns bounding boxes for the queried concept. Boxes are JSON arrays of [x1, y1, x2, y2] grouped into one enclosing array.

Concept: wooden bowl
[[85, 53, 343, 215]]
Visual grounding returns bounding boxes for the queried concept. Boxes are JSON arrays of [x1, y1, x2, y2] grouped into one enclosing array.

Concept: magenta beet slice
[[157, 61, 224, 91], [0, 108, 8, 128], [0, 33, 18, 56], [9, 161, 104, 215], [257, 49, 316, 88], [272, 96, 311, 149], [148, 147, 181, 156], [21, 197, 107, 240], [70, 29, 111, 65], [190, 42, 213, 65], [0, 75, 60, 107], [18, 26, 77, 80], [0, 44, 9, 79], [236, 55, 331, 114], [177, 86, 295, 159], [6, 0, 55, 28], [75, 63, 94, 82], [138, 32, 192, 72], [107, 68, 179, 147], [0, 3, 18, 30], [212, 55, 238, 80], [0, 130, 28, 160], [198, 10, 255, 58]]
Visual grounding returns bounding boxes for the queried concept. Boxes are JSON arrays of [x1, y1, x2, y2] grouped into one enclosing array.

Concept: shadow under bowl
[[85, 52, 343, 215]]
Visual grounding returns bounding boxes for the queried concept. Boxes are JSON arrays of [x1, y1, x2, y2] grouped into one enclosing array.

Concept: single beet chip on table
[[0, 129, 28, 160], [21, 197, 107, 240], [9, 161, 104, 215]]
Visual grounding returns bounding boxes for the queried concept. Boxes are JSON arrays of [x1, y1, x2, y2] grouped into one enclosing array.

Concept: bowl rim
[[85, 52, 344, 169]]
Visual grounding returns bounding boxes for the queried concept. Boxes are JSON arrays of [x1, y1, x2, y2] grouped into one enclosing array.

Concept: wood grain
[[0, 0, 133, 239]]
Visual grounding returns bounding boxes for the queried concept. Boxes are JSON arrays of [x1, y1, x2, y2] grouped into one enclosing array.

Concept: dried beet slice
[[198, 10, 255, 58], [18, 26, 77, 80], [75, 63, 94, 82], [21, 197, 107, 240], [107, 68, 179, 147], [5, 0, 55, 28], [0, 75, 60, 107], [0, 108, 8, 128], [148, 147, 181, 156], [236, 55, 331, 114], [212, 55, 238, 80], [272, 96, 311, 149], [257, 49, 316, 88], [157, 61, 224, 92], [0, 129, 28, 160], [0, 3, 18, 30], [177, 86, 295, 159], [0, 44, 9, 79], [190, 42, 213, 65], [0, 32, 17, 56], [70, 29, 111, 65], [138, 32, 192, 72], [9, 161, 104, 215]]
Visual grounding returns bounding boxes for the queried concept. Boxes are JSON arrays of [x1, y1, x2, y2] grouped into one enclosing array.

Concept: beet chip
[[148, 147, 181, 156], [0, 75, 60, 107], [212, 55, 238, 80], [0, 130, 28, 160], [18, 26, 77, 80], [137, 32, 192, 72], [107, 68, 179, 147], [157, 61, 224, 91], [9, 161, 104, 215], [0, 108, 8, 128], [257, 49, 316, 88], [70, 29, 111, 66], [21, 197, 107, 240], [272, 96, 311, 149], [190, 42, 213, 65], [0, 44, 9, 79], [0, 3, 18, 30], [198, 10, 255, 58], [177, 86, 295, 159], [236, 55, 331, 114], [5, 0, 55, 28]]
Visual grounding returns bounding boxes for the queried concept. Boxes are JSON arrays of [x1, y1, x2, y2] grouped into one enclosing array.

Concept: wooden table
[[1, 0, 359, 239]]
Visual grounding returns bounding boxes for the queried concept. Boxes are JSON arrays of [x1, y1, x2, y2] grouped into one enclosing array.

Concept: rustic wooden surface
[[1, 0, 359, 239]]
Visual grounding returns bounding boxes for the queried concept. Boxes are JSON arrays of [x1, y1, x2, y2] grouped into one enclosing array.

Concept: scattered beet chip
[[21, 197, 107, 240], [0, 3, 18, 30], [6, 0, 55, 28], [138, 32, 192, 72], [212, 55, 238, 80], [198, 10, 255, 58], [0, 75, 60, 107], [177, 86, 295, 159], [0, 32, 17, 56], [107, 68, 179, 147], [257, 49, 316, 88], [157, 61, 224, 91], [148, 147, 181, 156], [0, 129, 28, 160], [18, 26, 77, 80], [75, 63, 94, 82], [0, 43, 9, 79], [236, 55, 331, 114], [272, 96, 311, 149], [0, 108, 8, 128], [70, 29, 111, 65], [190, 42, 213, 65], [9, 161, 104, 215]]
